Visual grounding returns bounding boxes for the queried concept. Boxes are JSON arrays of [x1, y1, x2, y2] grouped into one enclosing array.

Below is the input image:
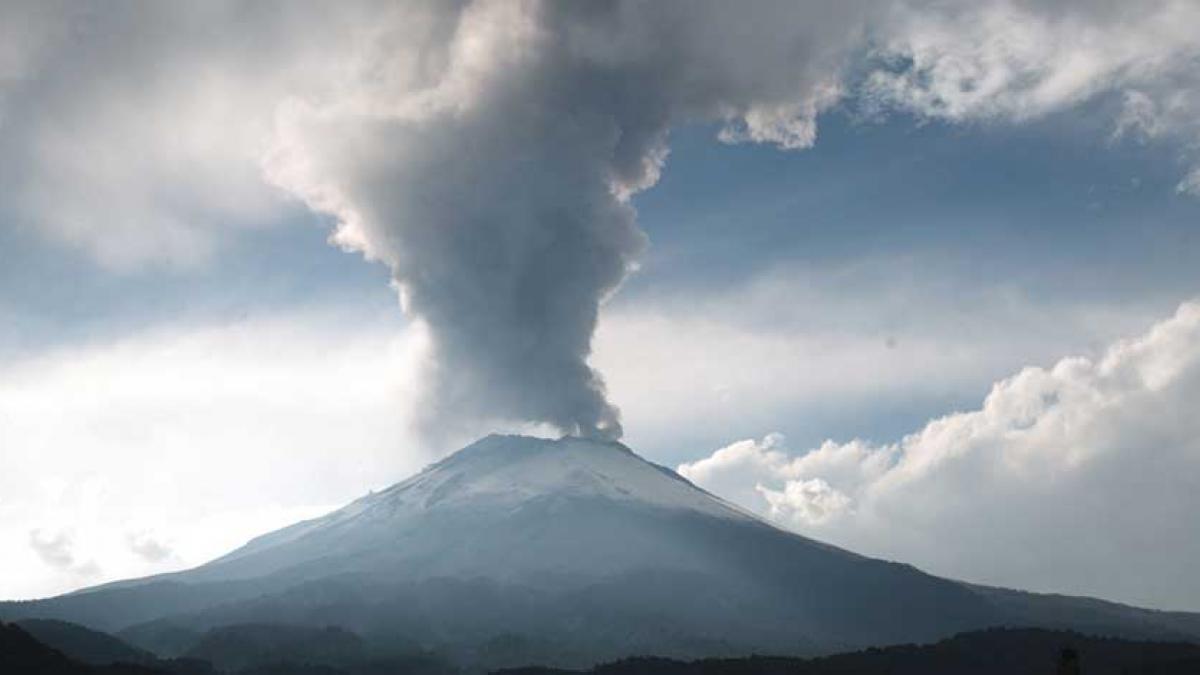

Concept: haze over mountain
[[3, 435, 1199, 669]]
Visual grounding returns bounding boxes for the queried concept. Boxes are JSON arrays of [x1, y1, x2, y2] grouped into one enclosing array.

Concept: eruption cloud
[[265, 0, 866, 439], [5, 0, 1200, 438]]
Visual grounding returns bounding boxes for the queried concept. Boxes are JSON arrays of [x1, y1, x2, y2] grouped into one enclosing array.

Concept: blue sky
[[639, 115, 1198, 299], [2, 0, 1200, 611]]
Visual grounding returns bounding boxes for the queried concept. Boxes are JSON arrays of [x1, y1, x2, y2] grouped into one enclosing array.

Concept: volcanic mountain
[[5, 435, 1200, 668]]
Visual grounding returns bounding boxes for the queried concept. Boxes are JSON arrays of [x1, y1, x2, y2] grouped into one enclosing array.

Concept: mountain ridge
[[3, 434, 1198, 668]]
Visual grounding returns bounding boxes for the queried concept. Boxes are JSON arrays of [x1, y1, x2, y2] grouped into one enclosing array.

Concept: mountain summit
[[5, 435, 1200, 668], [200, 434, 761, 584], [201, 432, 753, 581]]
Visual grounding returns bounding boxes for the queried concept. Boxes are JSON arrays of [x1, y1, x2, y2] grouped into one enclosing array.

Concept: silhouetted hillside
[[182, 624, 365, 672], [495, 629, 1200, 675], [234, 652, 456, 675], [1, 620, 90, 675], [166, 622, 454, 675], [9, 620, 1200, 675], [0, 621, 167, 675], [118, 621, 205, 659], [17, 618, 157, 666]]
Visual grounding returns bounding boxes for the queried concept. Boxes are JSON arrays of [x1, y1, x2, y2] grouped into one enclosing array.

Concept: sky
[[1, 0, 1199, 612]]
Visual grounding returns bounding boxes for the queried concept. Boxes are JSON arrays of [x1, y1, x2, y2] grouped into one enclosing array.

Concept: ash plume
[[6, 0, 1200, 438], [266, 0, 867, 439]]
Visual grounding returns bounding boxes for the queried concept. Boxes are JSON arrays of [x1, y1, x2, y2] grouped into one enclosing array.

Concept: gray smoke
[[267, 0, 868, 439], [5, 0, 1199, 438]]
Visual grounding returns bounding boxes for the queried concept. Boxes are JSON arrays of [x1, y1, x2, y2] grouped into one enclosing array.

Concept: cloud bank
[[680, 300, 1200, 611], [3, 0, 1200, 435]]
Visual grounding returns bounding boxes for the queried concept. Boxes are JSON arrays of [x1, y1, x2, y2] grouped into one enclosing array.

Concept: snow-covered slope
[[367, 434, 753, 516], [216, 435, 750, 558], [190, 434, 773, 584]]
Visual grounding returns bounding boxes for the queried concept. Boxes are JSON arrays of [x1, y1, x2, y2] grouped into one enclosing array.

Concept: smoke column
[[7, 0, 1199, 438], [266, 0, 867, 439]]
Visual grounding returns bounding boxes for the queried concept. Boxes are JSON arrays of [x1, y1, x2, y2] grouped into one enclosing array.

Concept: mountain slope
[[0, 621, 88, 675], [498, 628, 1200, 675], [191, 434, 763, 585], [181, 624, 365, 672], [0, 621, 166, 675], [15, 619, 156, 667], [4, 435, 1199, 668]]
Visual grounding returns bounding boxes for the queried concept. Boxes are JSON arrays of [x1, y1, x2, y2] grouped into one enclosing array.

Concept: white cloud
[[680, 299, 1200, 611], [864, 0, 1200, 182], [759, 477, 853, 526], [0, 2, 435, 268], [0, 309, 435, 600], [0, 5, 279, 267], [867, 2, 1194, 119], [598, 261, 1169, 452]]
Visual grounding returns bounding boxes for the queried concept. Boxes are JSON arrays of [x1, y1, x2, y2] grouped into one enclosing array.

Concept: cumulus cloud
[[679, 434, 894, 524], [3, 0, 1200, 436], [863, 0, 1200, 190], [680, 300, 1200, 611]]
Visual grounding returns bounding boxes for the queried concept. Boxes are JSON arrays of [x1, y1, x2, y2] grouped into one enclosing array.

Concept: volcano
[[5, 435, 1200, 668]]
